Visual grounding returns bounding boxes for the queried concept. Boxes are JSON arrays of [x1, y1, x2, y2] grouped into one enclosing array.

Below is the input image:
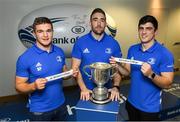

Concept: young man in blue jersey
[[15, 17, 71, 121], [72, 8, 122, 101], [110, 15, 174, 120]]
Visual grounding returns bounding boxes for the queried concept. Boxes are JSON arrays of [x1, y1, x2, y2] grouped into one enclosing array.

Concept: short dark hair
[[90, 8, 106, 20], [33, 17, 53, 31], [138, 15, 158, 31]]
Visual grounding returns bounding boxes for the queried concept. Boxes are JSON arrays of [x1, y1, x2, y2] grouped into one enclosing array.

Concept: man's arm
[[15, 76, 36, 93], [63, 65, 68, 72], [141, 63, 174, 89], [72, 57, 92, 100], [110, 73, 121, 101], [109, 56, 131, 76], [15, 76, 47, 94], [151, 72, 174, 89], [117, 63, 131, 76], [62, 65, 73, 80], [109, 57, 131, 101]]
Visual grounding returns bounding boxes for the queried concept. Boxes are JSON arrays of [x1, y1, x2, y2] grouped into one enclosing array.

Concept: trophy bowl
[[90, 62, 113, 86], [83, 62, 115, 104]]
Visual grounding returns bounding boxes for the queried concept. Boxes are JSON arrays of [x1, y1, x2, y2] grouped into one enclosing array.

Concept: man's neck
[[36, 43, 51, 53], [91, 31, 104, 41], [142, 39, 155, 51]]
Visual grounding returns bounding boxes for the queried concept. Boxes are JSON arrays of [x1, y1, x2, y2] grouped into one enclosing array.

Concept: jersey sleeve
[[127, 46, 133, 59], [61, 50, 66, 67], [113, 41, 122, 58], [71, 40, 82, 59], [160, 50, 174, 72], [16, 56, 29, 78]]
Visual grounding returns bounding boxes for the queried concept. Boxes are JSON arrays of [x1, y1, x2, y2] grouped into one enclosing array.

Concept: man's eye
[[47, 30, 52, 32], [146, 27, 153, 30], [101, 19, 105, 22], [139, 27, 143, 30], [37, 30, 43, 33]]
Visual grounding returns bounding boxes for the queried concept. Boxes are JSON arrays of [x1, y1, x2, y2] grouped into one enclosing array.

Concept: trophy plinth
[[83, 62, 116, 104]]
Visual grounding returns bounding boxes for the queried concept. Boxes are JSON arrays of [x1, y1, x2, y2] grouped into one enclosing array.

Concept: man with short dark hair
[[15, 17, 70, 121], [110, 15, 174, 120], [72, 8, 122, 101]]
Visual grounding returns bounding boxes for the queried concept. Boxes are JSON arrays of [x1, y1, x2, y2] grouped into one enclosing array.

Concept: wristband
[[149, 72, 156, 79], [113, 85, 120, 90]]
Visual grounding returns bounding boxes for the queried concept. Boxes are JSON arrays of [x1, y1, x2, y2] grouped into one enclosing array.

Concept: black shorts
[[125, 100, 160, 121]]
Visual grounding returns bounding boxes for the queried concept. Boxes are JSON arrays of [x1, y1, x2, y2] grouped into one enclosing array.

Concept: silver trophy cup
[[83, 62, 116, 104]]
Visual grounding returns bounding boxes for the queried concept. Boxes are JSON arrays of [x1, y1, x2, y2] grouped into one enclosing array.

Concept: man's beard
[[92, 26, 105, 35], [93, 30, 104, 35]]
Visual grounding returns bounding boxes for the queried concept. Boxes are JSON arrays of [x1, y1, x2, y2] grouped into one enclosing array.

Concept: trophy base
[[90, 95, 111, 104]]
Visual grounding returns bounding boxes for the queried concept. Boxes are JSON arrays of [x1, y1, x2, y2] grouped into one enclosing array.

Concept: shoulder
[[53, 45, 65, 55], [20, 46, 35, 57], [129, 43, 140, 51], [73, 33, 90, 49], [75, 33, 89, 44], [53, 44, 63, 52], [105, 34, 116, 41], [17, 46, 34, 63], [105, 34, 120, 45], [156, 43, 173, 58]]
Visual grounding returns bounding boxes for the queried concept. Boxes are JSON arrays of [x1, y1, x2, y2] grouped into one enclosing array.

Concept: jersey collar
[[88, 31, 106, 42], [33, 44, 55, 54], [139, 40, 158, 53]]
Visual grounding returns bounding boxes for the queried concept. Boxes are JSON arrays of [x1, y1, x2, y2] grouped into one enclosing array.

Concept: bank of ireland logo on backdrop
[[18, 4, 117, 57]]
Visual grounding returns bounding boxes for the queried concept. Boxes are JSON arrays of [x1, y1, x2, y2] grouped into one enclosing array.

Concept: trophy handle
[[83, 65, 92, 78], [110, 66, 118, 79]]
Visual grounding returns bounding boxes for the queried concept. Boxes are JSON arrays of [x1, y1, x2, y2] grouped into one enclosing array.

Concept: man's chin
[[93, 31, 104, 36], [42, 43, 52, 47], [141, 40, 151, 44]]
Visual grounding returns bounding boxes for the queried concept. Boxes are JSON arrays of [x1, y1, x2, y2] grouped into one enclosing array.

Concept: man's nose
[[43, 32, 48, 36], [97, 20, 101, 25], [142, 29, 147, 33]]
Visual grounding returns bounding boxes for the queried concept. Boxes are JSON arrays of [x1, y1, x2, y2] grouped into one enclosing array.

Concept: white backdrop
[[0, 0, 180, 97]]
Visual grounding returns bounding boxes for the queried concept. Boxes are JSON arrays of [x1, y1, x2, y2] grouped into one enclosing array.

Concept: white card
[[114, 57, 144, 65], [46, 69, 73, 82]]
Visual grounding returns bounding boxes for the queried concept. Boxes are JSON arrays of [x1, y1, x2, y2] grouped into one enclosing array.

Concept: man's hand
[[34, 78, 47, 90], [109, 87, 120, 101], [109, 56, 118, 68], [80, 88, 92, 101], [141, 63, 153, 77]]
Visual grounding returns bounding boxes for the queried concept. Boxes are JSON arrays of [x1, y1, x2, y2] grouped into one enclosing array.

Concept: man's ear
[[155, 29, 158, 36], [33, 31, 36, 37]]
